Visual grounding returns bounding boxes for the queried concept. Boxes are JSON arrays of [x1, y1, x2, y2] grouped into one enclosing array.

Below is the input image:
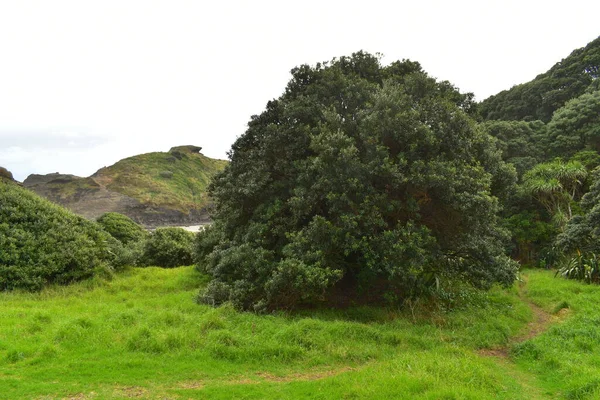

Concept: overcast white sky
[[0, 0, 598, 181]]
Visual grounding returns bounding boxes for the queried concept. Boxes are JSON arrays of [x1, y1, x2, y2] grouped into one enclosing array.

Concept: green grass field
[[1, 267, 598, 399]]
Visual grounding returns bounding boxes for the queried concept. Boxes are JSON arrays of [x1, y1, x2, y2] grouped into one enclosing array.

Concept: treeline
[[479, 36, 600, 283]]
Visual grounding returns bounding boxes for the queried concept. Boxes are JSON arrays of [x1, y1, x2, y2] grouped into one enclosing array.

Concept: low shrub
[[556, 252, 600, 284], [97, 212, 147, 245], [142, 227, 194, 268]]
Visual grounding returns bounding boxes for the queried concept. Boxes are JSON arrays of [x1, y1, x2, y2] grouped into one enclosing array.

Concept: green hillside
[[480, 36, 600, 122], [93, 146, 228, 213]]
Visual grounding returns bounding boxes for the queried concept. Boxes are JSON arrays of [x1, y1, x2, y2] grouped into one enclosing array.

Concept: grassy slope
[[94, 148, 228, 212], [0, 268, 597, 399]]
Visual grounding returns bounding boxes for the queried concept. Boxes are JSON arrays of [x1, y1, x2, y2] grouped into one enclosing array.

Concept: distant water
[[148, 223, 210, 232], [179, 224, 208, 233]]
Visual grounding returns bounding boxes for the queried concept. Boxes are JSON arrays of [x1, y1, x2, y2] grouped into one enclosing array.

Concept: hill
[[23, 146, 227, 227], [479, 36, 600, 122]]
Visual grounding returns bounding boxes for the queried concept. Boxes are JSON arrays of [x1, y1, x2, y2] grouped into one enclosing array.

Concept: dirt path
[[477, 276, 570, 399], [479, 277, 568, 359]]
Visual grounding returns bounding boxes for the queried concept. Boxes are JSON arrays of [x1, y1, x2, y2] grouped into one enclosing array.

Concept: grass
[[0, 267, 598, 399], [511, 270, 600, 399]]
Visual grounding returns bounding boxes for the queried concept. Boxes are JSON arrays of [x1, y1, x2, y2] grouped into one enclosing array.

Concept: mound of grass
[[0, 180, 122, 291]]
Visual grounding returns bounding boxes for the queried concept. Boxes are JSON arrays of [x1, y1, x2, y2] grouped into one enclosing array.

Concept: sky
[[0, 1, 599, 182]]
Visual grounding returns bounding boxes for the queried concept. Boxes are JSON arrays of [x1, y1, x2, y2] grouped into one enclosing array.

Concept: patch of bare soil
[[113, 386, 149, 398], [254, 366, 357, 383], [177, 381, 205, 389], [177, 366, 359, 390]]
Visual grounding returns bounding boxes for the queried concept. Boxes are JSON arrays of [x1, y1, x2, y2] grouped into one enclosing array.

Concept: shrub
[[196, 52, 518, 311], [556, 252, 600, 284], [142, 227, 194, 268], [0, 181, 123, 291], [97, 212, 147, 245]]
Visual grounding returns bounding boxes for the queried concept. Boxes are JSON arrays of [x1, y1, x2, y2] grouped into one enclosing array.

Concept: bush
[[0, 181, 123, 291], [556, 252, 600, 284], [143, 227, 194, 268], [97, 212, 147, 245], [196, 52, 518, 311]]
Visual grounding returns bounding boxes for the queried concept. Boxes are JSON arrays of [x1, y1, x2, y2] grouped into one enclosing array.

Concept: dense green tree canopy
[[195, 52, 517, 311], [479, 36, 600, 123], [548, 90, 600, 158], [556, 168, 600, 254], [480, 120, 546, 177]]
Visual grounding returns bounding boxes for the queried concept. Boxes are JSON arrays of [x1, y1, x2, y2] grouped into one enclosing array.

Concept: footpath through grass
[[0, 267, 598, 399]]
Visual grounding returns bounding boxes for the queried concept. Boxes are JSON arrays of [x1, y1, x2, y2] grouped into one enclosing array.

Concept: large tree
[[196, 52, 517, 311]]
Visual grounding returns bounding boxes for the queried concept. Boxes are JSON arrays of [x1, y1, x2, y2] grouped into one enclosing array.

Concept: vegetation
[[479, 36, 600, 122], [0, 180, 123, 291], [475, 36, 600, 281], [94, 145, 227, 213], [0, 266, 596, 399], [97, 212, 147, 245], [4, 37, 600, 398], [196, 52, 517, 311], [143, 227, 194, 268], [521, 160, 587, 227]]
